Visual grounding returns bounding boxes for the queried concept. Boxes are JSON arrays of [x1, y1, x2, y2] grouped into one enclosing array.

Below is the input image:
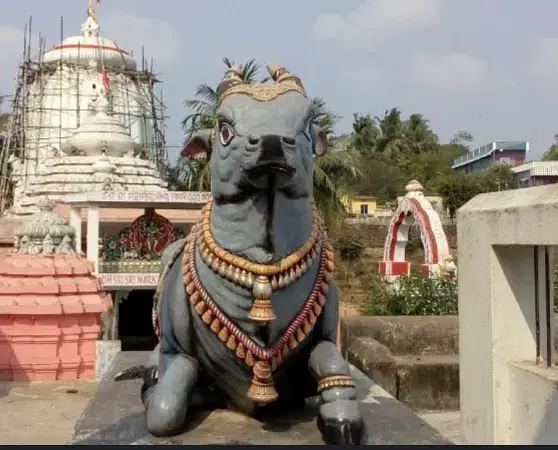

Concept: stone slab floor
[[418, 410, 462, 445], [0, 379, 463, 445], [0, 381, 97, 445]]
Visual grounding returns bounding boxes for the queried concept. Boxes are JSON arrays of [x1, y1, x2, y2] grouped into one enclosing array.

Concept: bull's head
[[182, 64, 328, 201]]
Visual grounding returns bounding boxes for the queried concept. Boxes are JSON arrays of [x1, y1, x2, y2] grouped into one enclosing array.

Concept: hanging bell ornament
[[247, 360, 279, 403], [248, 275, 276, 322]]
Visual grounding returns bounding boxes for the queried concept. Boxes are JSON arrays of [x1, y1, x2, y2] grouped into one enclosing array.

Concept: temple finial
[[87, 0, 98, 23]]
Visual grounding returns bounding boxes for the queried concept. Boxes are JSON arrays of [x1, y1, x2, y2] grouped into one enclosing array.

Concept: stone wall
[[342, 222, 457, 251], [335, 222, 457, 305]]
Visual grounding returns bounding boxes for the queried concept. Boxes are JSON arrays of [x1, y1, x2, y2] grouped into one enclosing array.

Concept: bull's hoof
[[317, 414, 364, 445]]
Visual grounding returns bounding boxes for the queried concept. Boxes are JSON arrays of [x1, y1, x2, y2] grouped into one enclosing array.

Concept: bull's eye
[[219, 123, 235, 146]]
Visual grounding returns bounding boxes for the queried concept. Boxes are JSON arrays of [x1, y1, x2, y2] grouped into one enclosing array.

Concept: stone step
[[347, 337, 459, 411], [69, 351, 452, 445]]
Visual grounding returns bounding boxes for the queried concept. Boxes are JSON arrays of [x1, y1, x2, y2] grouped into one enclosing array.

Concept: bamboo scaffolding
[[0, 15, 168, 216]]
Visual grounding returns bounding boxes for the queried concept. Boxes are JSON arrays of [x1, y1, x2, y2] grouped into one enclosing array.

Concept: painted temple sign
[[99, 208, 187, 276], [379, 180, 457, 282]]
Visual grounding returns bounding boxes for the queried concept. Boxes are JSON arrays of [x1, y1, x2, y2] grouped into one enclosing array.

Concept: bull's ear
[[180, 129, 214, 160], [310, 123, 328, 157]]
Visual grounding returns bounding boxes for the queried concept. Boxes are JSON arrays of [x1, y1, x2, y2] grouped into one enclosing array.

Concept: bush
[[335, 235, 365, 262], [361, 272, 458, 316]]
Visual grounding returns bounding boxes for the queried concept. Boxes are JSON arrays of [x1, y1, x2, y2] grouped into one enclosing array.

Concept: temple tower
[[0, 2, 167, 216]]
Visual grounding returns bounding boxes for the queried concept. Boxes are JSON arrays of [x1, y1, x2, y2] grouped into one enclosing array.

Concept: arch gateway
[[379, 180, 456, 281]]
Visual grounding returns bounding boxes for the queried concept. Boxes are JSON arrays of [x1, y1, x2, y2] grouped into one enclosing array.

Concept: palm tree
[[181, 58, 263, 139], [403, 113, 438, 155], [375, 108, 407, 158]]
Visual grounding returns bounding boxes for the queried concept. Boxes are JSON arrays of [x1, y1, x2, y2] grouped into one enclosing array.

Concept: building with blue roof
[[452, 140, 529, 173]]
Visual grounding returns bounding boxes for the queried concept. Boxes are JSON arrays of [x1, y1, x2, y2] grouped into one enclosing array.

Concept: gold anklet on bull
[[317, 375, 356, 393], [182, 221, 335, 404], [197, 199, 326, 322]]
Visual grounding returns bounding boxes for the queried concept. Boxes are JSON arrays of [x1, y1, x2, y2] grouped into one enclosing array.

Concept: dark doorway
[[118, 290, 158, 351]]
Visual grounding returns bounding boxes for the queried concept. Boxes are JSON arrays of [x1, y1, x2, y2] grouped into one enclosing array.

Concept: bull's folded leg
[[145, 353, 199, 437], [308, 341, 364, 445]]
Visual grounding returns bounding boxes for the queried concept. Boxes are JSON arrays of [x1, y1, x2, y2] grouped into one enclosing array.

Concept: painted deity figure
[[117, 64, 364, 445]]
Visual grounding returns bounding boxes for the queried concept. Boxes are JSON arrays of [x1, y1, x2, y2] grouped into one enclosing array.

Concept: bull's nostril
[[282, 136, 296, 145], [248, 135, 260, 145]]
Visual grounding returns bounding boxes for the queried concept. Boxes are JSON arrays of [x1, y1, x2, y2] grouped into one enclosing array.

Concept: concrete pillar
[[458, 186, 558, 445], [70, 206, 82, 253], [86, 205, 100, 274]]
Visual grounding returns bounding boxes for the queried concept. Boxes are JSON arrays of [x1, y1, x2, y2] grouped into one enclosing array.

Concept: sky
[[1, 0, 558, 163]]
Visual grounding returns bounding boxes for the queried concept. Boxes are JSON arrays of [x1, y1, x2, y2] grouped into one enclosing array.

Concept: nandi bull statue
[[116, 63, 364, 444]]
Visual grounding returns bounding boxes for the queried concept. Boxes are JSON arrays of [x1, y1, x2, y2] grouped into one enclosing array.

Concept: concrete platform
[[69, 352, 452, 445]]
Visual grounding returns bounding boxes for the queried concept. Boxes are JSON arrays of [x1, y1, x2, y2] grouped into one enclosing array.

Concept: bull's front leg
[[144, 352, 199, 437], [308, 285, 364, 445], [309, 341, 364, 445], [144, 248, 200, 437]]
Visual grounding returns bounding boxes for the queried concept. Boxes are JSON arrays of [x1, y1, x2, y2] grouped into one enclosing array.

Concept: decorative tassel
[[308, 311, 317, 324], [195, 301, 206, 315], [184, 271, 193, 284], [245, 351, 255, 367], [236, 342, 246, 359], [248, 276, 276, 322], [202, 310, 213, 324], [227, 335, 237, 350], [218, 327, 230, 342], [186, 282, 196, 295], [289, 336, 298, 350], [247, 361, 279, 404], [210, 318, 221, 333], [296, 328, 305, 342], [318, 293, 327, 307]]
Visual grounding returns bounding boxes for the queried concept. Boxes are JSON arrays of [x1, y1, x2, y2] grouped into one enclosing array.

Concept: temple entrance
[[118, 290, 158, 351]]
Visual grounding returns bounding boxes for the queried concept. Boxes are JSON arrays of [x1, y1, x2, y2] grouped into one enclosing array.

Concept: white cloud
[[526, 38, 558, 85], [0, 25, 26, 98], [314, 0, 441, 49], [343, 64, 390, 90], [410, 53, 493, 91], [102, 12, 183, 66], [0, 25, 24, 62]]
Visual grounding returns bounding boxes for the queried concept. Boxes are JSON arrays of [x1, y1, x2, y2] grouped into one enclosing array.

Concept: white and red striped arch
[[379, 180, 450, 279]]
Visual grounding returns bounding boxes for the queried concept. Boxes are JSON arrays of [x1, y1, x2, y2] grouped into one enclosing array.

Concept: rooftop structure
[[0, 197, 110, 381], [511, 160, 558, 188], [0, 2, 167, 217], [452, 140, 529, 173]]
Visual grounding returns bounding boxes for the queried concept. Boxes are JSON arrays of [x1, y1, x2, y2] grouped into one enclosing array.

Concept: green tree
[[349, 113, 380, 154], [450, 130, 474, 149], [437, 172, 485, 220], [403, 113, 439, 155], [375, 108, 407, 157], [483, 164, 515, 192], [181, 58, 263, 140], [541, 134, 558, 161]]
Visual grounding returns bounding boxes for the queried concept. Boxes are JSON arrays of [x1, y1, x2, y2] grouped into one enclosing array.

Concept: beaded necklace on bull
[[183, 199, 335, 404]]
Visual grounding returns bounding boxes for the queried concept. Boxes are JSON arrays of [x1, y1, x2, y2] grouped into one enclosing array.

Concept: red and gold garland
[[182, 223, 334, 403]]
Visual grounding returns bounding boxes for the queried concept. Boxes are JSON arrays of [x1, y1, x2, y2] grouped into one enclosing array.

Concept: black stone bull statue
[[116, 63, 364, 445]]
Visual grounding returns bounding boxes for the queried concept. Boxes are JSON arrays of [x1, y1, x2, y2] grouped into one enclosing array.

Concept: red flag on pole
[[102, 68, 110, 95]]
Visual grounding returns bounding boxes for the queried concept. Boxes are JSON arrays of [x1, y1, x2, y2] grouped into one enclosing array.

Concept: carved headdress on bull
[[119, 63, 364, 445], [181, 63, 328, 160]]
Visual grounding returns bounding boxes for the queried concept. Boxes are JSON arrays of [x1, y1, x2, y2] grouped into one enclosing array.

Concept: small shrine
[[0, 198, 110, 381], [379, 180, 457, 282], [100, 207, 186, 274]]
